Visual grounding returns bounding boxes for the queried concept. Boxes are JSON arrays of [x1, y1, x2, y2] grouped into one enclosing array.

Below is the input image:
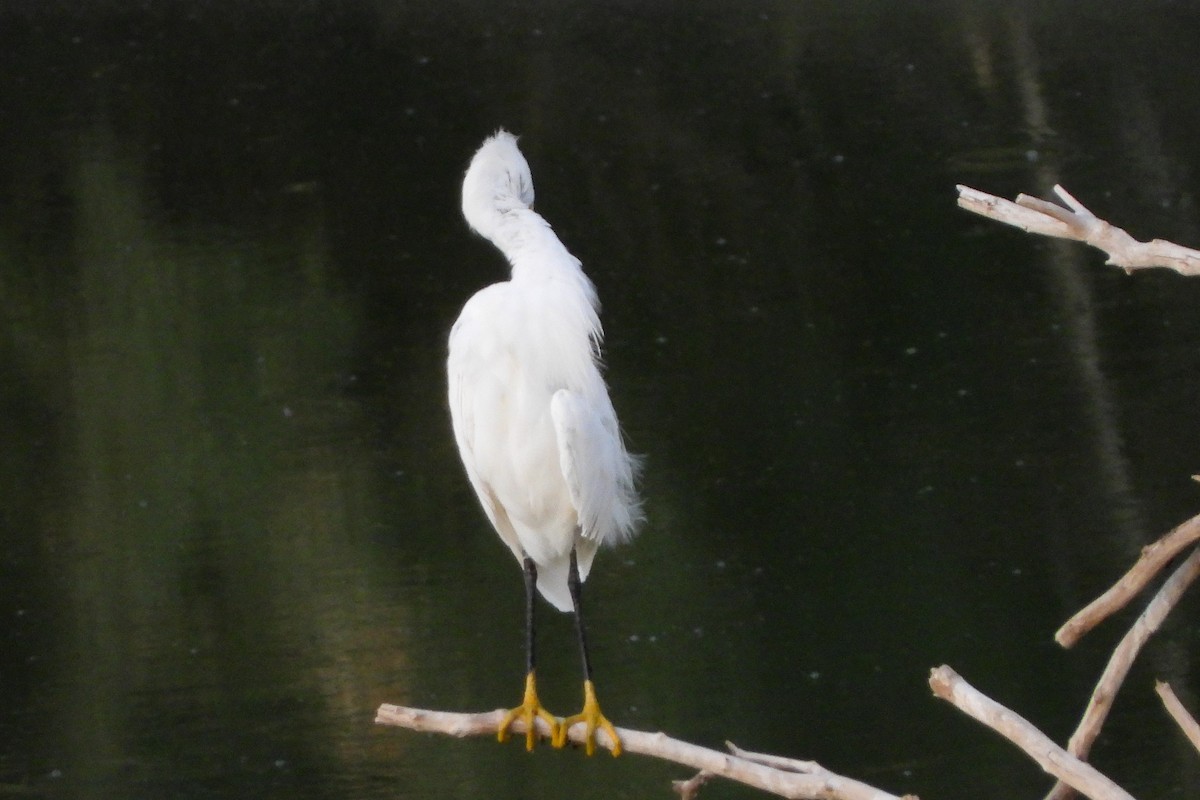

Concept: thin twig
[[726, 742, 824, 774], [721, 744, 921, 800], [1044, 547, 1200, 800], [1056, 512, 1200, 647], [928, 666, 1136, 800], [1155, 681, 1200, 755], [672, 770, 714, 800], [374, 704, 912, 800], [956, 184, 1200, 276]]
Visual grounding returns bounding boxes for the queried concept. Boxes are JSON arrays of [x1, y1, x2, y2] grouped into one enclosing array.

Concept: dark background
[[3, 1, 1200, 798]]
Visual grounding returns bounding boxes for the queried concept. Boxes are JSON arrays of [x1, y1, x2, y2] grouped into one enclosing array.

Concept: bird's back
[[449, 272, 636, 550]]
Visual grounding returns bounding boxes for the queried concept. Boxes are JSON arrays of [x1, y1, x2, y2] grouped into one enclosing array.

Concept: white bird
[[447, 130, 642, 756]]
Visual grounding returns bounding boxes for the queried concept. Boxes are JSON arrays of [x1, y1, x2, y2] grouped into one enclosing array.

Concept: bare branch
[[957, 185, 1075, 238], [1155, 681, 1200, 755], [726, 742, 825, 774], [1044, 547, 1200, 800], [723, 743, 920, 800], [1056, 512, 1200, 647], [1051, 185, 1091, 217], [956, 184, 1200, 276], [672, 770, 715, 800], [374, 704, 912, 800], [928, 666, 1136, 800]]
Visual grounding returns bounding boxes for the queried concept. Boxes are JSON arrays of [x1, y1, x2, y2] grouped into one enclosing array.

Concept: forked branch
[[954, 183, 1200, 793], [1044, 545, 1200, 800], [956, 184, 1200, 275], [1055, 511, 1200, 647], [928, 666, 1135, 800], [374, 704, 915, 800]]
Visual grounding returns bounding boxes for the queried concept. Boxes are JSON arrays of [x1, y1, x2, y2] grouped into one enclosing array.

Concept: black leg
[[498, 556, 558, 750], [557, 547, 621, 756], [522, 556, 538, 676], [567, 549, 593, 681]]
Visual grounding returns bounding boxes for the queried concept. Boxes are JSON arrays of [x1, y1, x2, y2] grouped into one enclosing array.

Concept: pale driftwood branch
[[374, 704, 913, 800], [1043, 547, 1200, 800], [956, 184, 1200, 276], [672, 770, 714, 800], [726, 742, 828, 774], [723, 743, 919, 799], [1155, 681, 1200, 755], [1056, 511, 1200, 647], [928, 666, 1136, 800]]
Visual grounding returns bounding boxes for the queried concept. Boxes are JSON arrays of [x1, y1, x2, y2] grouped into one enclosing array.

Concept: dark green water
[[3, 2, 1200, 798]]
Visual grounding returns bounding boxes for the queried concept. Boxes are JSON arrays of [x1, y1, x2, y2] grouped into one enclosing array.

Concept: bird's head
[[461, 129, 535, 241]]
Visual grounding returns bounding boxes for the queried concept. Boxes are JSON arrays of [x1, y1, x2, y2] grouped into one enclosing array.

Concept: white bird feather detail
[[447, 130, 642, 612]]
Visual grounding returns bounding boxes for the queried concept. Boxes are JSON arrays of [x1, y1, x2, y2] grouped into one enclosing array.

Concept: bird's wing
[[447, 303, 525, 563], [550, 388, 623, 544]]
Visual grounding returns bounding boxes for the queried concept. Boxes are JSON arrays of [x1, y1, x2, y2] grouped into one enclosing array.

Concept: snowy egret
[[447, 131, 642, 757]]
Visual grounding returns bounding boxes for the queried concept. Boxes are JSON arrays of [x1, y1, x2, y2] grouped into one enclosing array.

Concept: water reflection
[[3, 2, 1200, 799]]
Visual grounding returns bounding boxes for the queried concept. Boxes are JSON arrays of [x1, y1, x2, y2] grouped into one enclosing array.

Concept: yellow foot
[[498, 671, 560, 751], [554, 679, 621, 757]]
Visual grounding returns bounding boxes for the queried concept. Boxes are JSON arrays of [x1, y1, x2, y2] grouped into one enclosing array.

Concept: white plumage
[[448, 130, 642, 612]]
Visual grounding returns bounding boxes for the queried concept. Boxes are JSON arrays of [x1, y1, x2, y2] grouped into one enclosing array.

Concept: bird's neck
[[493, 210, 586, 286]]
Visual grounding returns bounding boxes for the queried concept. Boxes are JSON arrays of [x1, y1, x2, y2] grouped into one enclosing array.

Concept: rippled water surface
[[3, 2, 1200, 798]]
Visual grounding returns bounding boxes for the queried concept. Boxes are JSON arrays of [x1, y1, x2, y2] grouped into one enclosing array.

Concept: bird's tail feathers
[[608, 451, 645, 544]]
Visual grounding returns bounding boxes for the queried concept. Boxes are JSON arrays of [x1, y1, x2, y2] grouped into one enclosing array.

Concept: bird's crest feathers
[[462, 129, 535, 242]]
